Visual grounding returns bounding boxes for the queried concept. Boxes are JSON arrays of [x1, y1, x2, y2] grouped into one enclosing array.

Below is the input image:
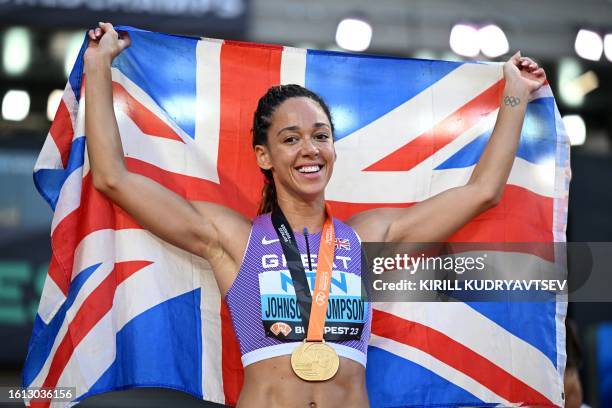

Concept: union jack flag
[[334, 238, 351, 250], [25, 27, 570, 407]]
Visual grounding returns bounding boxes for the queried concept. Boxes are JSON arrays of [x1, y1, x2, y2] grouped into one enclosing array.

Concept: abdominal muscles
[[236, 355, 368, 408]]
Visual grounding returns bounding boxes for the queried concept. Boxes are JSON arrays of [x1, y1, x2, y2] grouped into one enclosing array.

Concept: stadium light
[[562, 115, 586, 146], [479, 24, 509, 58], [2, 27, 31, 76], [604, 34, 612, 62], [64, 32, 84, 78], [47, 89, 64, 121], [574, 29, 603, 61], [335, 18, 372, 52], [558, 58, 584, 107], [449, 24, 479, 58], [2, 90, 30, 121]]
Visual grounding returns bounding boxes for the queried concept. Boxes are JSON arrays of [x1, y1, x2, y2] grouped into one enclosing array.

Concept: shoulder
[[333, 216, 358, 235]]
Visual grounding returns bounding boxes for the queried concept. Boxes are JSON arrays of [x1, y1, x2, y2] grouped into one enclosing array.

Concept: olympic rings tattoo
[[503, 95, 521, 107]]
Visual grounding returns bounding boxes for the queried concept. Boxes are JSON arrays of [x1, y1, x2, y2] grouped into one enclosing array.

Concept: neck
[[275, 194, 327, 234]]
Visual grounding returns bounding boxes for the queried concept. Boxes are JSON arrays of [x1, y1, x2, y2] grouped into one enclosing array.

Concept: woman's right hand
[[84, 22, 131, 65], [82, 21, 249, 295]]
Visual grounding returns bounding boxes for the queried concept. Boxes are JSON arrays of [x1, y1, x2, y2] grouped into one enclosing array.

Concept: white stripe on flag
[[508, 156, 556, 197], [73, 92, 86, 141], [553, 101, 571, 243], [430, 157, 557, 198], [370, 334, 512, 405], [193, 255, 224, 402], [34, 133, 63, 172], [56, 312, 117, 405], [280, 47, 306, 86], [37, 271, 67, 325], [327, 62, 503, 203], [63, 81, 79, 134], [195, 39, 223, 184], [50, 167, 83, 234]]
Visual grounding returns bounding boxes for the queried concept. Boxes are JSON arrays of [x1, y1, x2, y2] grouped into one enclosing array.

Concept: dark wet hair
[[252, 84, 334, 215]]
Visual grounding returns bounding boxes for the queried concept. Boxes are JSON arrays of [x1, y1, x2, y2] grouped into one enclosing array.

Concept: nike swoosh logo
[[261, 236, 280, 245]]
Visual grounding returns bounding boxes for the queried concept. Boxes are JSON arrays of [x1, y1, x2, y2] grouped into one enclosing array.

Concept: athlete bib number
[[259, 269, 366, 341]]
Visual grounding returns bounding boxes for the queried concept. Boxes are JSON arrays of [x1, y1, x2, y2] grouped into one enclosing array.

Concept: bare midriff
[[237, 355, 369, 408]]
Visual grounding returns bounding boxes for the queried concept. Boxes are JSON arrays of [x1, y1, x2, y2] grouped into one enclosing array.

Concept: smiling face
[[254, 97, 336, 203]]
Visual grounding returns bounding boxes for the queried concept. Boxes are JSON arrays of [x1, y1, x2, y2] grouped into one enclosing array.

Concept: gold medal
[[291, 341, 339, 381], [273, 203, 340, 382]]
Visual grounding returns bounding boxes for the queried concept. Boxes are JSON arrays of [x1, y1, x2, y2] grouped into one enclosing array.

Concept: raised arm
[[348, 52, 546, 243], [84, 23, 250, 293]]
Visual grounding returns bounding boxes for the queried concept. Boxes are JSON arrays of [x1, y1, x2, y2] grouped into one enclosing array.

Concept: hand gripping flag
[[25, 27, 570, 407]]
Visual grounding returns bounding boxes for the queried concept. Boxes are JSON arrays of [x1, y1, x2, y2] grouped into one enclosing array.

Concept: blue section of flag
[[305, 51, 461, 141], [467, 302, 557, 366], [68, 36, 88, 101], [33, 169, 66, 211], [366, 346, 494, 408], [76, 289, 203, 401], [436, 97, 557, 169], [112, 31, 198, 139], [33, 137, 86, 210], [23, 263, 101, 387]]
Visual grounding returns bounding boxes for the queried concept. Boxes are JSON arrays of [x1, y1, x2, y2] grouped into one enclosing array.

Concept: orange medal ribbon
[[271, 202, 340, 380], [305, 203, 335, 341]]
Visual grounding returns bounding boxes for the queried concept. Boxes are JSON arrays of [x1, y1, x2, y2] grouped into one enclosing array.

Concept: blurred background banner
[[0, 0, 250, 37], [0, 150, 51, 365]]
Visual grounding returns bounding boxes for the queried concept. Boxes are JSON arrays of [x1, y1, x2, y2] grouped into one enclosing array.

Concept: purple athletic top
[[225, 213, 371, 367]]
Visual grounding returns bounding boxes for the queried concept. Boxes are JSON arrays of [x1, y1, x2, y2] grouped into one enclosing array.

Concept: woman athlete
[[85, 22, 546, 408]]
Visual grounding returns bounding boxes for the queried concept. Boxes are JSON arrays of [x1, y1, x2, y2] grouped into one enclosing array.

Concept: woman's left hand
[[503, 51, 547, 99]]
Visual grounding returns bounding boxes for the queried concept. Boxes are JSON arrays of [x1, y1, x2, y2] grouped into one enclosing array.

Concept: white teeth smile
[[297, 165, 321, 173]]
